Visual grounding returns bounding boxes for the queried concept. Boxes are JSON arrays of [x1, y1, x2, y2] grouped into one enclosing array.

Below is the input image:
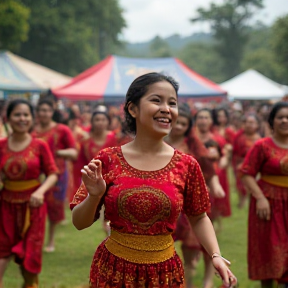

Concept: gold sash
[[105, 230, 175, 264], [261, 175, 288, 188], [3, 179, 40, 191]]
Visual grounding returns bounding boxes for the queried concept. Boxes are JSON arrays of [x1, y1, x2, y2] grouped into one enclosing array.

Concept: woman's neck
[[91, 130, 107, 139], [10, 132, 30, 142], [165, 134, 185, 146], [272, 134, 288, 147]]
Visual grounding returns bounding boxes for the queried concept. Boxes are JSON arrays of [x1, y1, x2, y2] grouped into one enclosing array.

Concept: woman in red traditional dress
[[33, 99, 77, 252], [165, 105, 225, 288], [212, 108, 236, 145], [0, 99, 58, 288], [70, 73, 237, 288], [233, 114, 261, 208], [194, 109, 232, 230], [241, 102, 288, 288]]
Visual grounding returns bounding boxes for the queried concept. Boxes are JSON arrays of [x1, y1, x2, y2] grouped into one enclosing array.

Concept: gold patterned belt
[[105, 230, 175, 264], [3, 179, 40, 191], [261, 175, 288, 188]]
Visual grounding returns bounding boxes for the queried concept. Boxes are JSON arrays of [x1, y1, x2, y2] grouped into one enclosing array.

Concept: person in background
[[233, 113, 261, 208], [70, 72, 237, 288], [33, 99, 77, 252], [241, 102, 288, 288], [0, 99, 58, 288]]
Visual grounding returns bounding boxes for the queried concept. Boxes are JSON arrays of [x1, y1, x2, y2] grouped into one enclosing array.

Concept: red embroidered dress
[[71, 147, 210, 288], [0, 138, 58, 273], [241, 137, 288, 281], [33, 123, 76, 223]]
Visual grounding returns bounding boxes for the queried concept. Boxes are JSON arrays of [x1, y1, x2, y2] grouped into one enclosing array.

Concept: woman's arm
[[242, 175, 271, 220], [72, 159, 106, 230], [208, 175, 225, 198], [56, 148, 78, 160], [189, 213, 237, 287]]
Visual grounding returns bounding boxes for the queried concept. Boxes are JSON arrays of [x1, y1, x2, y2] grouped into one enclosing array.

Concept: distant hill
[[118, 32, 212, 57]]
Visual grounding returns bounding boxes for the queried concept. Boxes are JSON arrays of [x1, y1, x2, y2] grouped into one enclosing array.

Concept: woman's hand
[[81, 159, 106, 199], [212, 257, 237, 287], [30, 191, 44, 207], [211, 183, 225, 198], [256, 197, 271, 220]]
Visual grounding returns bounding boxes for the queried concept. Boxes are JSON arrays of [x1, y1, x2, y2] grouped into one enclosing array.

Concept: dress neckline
[[118, 146, 177, 174]]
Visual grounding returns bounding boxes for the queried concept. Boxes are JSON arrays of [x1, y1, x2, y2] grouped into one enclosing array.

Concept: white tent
[[220, 69, 286, 100]]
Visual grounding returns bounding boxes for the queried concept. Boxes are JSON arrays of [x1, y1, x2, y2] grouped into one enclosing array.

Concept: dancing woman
[[71, 73, 237, 288], [0, 99, 58, 288]]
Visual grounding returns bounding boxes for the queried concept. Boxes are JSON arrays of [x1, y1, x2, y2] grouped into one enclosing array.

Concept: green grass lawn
[[3, 171, 261, 288]]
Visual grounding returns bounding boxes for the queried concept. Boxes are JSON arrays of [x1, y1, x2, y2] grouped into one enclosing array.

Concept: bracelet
[[211, 252, 231, 266]]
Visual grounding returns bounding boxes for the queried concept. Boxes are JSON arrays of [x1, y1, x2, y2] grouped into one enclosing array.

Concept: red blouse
[[241, 137, 288, 200], [0, 138, 58, 202], [32, 124, 76, 174], [71, 147, 210, 235]]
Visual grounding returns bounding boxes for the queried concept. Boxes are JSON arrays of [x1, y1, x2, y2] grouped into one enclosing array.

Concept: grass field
[[3, 171, 262, 288]]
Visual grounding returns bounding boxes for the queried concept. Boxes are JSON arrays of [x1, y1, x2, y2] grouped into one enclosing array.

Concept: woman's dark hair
[[268, 102, 288, 129], [243, 113, 260, 126], [212, 107, 229, 126], [36, 98, 54, 111], [194, 108, 213, 121], [178, 103, 193, 137], [90, 111, 111, 132], [124, 72, 179, 134], [6, 99, 34, 119]]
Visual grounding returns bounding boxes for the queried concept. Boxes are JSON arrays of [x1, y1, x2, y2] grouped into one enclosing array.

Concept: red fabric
[[33, 124, 76, 222], [241, 137, 288, 281], [70, 147, 210, 287], [232, 132, 261, 196], [0, 138, 57, 273]]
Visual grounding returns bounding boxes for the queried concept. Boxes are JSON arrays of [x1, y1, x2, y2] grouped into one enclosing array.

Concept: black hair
[[212, 107, 229, 126], [268, 102, 288, 129], [90, 111, 111, 132], [124, 72, 179, 134], [6, 99, 34, 119], [36, 98, 54, 111], [178, 103, 193, 137], [243, 113, 260, 126], [194, 108, 213, 121]]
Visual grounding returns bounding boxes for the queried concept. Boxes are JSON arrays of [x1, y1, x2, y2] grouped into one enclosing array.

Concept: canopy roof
[[0, 51, 71, 94], [220, 69, 286, 100], [52, 55, 227, 102]]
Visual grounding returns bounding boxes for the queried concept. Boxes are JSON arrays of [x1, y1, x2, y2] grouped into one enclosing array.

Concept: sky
[[119, 0, 288, 43]]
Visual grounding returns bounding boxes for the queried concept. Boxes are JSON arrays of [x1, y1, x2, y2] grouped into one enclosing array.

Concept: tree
[[191, 0, 263, 80], [17, 0, 126, 76], [149, 36, 171, 57], [0, 0, 30, 51], [271, 14, 288, 84]]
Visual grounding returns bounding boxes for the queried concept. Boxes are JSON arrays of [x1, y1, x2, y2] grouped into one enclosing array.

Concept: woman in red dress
[[165, 105, 225, 288], [33, 99, 77, 252], [71, 73, 237, 288], [233, 114, 261, 208], [0, 99, 58, 288], [241, 102, 288, 288]]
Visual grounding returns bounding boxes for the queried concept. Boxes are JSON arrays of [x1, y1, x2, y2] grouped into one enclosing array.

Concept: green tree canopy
[[149, 36, 172, 57], [191, 0, 263, 80], [0, 0, 30, 51]]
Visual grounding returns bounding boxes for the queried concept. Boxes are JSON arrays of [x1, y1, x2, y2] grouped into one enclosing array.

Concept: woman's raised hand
[[81, 159, 106, 199]]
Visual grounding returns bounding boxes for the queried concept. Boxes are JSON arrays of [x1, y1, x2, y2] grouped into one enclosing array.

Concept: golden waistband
[[3, 179, 40, 192], [104, 230, 175, 264], [261, 175, 288, 188]]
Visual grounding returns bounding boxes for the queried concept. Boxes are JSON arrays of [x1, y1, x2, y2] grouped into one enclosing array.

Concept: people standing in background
[[233, 114, 261, 208], [241, 102, 288, 288], [70, 73, 237, 288], [0, 99, 58, 288], [33, 99, 77, 252]]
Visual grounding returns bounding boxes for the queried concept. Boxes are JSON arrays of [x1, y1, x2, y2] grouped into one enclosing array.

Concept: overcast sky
[[119, 0, 288, 43]]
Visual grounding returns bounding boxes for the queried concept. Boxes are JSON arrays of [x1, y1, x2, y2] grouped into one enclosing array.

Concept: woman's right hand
[[81, 159, 106, 198], [256, 197, 271, 220]]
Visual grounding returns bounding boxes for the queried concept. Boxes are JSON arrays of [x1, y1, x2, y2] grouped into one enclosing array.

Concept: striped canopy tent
[[0, 51, 71, 99], [52, 55, 227, 102]]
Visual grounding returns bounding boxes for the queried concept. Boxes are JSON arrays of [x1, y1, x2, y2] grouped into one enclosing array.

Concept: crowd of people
[[0, 72, 287, 288]]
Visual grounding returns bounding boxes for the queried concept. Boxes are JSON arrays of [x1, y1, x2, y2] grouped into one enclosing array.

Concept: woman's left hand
[[30, 191, 44, 207], [212, 257, 237, 287]]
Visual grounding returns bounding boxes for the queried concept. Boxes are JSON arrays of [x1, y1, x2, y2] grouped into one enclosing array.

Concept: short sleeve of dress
[[240, 139, 265, 177], [61, 125, 76, 149], [183, 158, 211, 216], [70, 149, 111, 220], [39, 140, 58, 175]]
